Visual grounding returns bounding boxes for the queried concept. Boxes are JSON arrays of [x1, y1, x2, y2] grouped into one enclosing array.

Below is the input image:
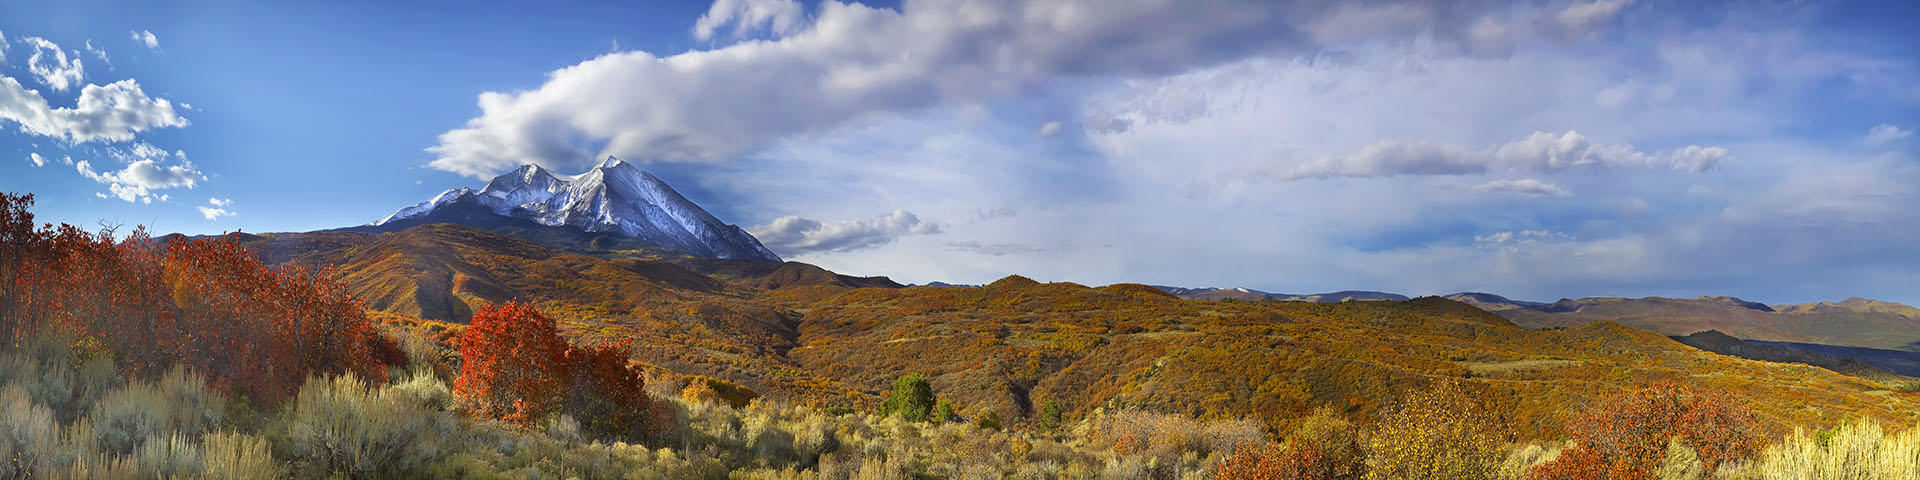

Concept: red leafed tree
[[562, 338, 652, 439], [0, 193, 399, 405], [1528, 382, 1762, 480], [453, 301, 569, 424], [161, 237, 395, 402], [454, 301, 655, 440]]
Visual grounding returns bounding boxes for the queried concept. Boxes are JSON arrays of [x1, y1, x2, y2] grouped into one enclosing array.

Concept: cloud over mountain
[[426, 0, 1538, 178]]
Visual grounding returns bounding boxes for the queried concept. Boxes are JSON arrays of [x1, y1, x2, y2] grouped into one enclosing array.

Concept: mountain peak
[[371, 161, 781, 262]]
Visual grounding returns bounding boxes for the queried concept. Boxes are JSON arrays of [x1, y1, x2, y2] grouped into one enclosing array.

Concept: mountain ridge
[[366, 157, 781, 262]]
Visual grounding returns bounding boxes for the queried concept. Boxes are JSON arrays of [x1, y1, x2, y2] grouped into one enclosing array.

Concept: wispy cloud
[[198, 197, 235, 220], [750, 210, 939, 255]]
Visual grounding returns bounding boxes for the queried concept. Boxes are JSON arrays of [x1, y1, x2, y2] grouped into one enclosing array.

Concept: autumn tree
[[453, 301, 568, 424], [1215, 408, 1365, 480], [454, 301, 656, 440], [1366, 380, 1509, 480], [1527, 382, 1761, 480], [0, 193, 396, 405]]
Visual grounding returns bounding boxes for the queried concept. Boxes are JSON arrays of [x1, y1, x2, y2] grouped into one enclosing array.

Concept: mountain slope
[[364, 158, 781, 262], [1492, 295, 1920, 352]]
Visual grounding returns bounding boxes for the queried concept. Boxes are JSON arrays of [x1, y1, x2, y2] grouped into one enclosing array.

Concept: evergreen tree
[[879, 373, 935, 422]]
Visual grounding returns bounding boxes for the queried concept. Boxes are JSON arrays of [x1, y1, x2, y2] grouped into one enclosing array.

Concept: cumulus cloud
[[130, 30, 159, 50], [75, 151, 203, 203], [23, 37, 84, 92], [1281, 131, 1727, 180], [1474, 178, 1572, 197], [750, 210, 939, 255], [427, 0, 1516, 178], [694, 0, 805, 41], [27, 153, 45, 167], [0, 76, 190, 143], [1864, 124, 1912, 146], [198, 197, 234, 220]]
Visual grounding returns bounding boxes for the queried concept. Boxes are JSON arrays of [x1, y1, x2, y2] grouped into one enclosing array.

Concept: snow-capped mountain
[[372, 157, 782, 262]]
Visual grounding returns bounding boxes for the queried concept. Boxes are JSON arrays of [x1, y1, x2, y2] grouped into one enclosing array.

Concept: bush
[[878, 373, 935, 422], [975, 409, 1002, 431], [1366, 380, 1508, 480], [0, 384, 59, 477], [87, 368, 223, 455], [287, 373, 461, 477], [931, 400, 958, 425], [0, 335, 121, 422], [1727, 419, 1920, 479], [1528, 382, 1761, 479], [452, 301, 568, 424], [561, 339, 654, 441], [200, 431, 281, 480], [1037, 400, 1063, 431]]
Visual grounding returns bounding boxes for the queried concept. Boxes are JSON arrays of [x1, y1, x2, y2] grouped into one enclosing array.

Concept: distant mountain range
[[1152, 286, 1410, 302], [356, 157, 781, 262]]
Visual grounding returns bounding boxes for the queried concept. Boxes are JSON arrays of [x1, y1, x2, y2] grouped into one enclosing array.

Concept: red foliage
[[1528, 382, 1762, 480], [453, 301, 660, 440], [562, 339, 653, 439], [453, 301, 568, 424], [0, 193, 396, 404], [1214, 439, 1361, 480]]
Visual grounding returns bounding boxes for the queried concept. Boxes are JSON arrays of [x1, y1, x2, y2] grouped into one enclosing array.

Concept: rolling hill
[[220, 224, 1920, 441], [1470, 294, 1920, 352]]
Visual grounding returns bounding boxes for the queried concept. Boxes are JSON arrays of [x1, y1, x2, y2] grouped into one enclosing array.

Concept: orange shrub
[[453, 301, 568, 424], [1527, 382, 1761, 479], [0, 193, 396, 404], [455, 301, 660, 440]]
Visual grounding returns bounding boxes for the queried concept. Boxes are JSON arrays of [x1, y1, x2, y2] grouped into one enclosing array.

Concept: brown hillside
[[234, 224, 1920, 442]]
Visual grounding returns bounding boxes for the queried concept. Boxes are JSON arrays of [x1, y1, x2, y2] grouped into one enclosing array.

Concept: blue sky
[[2, 0, 1917, 305]]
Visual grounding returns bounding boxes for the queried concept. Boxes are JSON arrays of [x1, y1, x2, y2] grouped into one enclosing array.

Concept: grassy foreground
[[2, 331, 1919, 480]]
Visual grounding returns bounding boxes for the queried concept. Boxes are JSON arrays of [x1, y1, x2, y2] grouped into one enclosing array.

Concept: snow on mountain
[[373, 157, 782, 262]]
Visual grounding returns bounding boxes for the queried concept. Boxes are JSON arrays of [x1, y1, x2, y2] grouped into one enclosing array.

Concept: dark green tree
[[878, 373, 935, 422], [930, 399, 958, 425], [1037, 400, 1063, 431]]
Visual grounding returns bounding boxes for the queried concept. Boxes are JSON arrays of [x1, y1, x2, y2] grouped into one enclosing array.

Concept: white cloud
[[23, 37, 84, 92], [1037, 121, 1062, 136], [1864, 124, 1912, 146], [426, 0, 1517, 179], [1280, 130, 1725, 180], [1667, 145, 1729, 173], [1474, 178, 1572, 197], [198, 197, 234, 220], [27, 153, 45, 167], [130, 30, 159, 50], [0, 76, 190, 143], [75, 152, 203, 203], [83, 40, 110, 66], [1556, 0, 1633, 38], [0, 30, 9, 60], [693, 0, 804, 41], [750, 209, 939, 255]]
